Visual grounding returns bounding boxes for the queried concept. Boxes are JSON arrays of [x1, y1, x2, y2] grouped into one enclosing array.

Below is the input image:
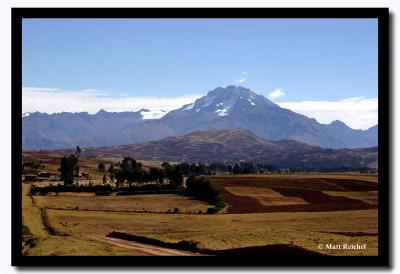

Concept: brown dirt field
[[225, 186, 308, 206], [322, 191, 378, 205], [210, 175, 378, 214], [210, 175, 378, 190]]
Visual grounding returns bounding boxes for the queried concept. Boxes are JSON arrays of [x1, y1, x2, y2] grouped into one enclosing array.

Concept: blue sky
[[22, 18, 378, 129]]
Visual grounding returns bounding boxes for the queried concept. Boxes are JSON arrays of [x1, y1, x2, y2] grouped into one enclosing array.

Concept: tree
[[161, 162, 170, 171], [60, 154, 79, 185], [120, 157, 143, 185], [165, 165, 183, 187], [114, 170, 125, 188], [75, 146, 82, 157], [149, 167, 165, 184], [233, 163, 241, 174], [102, 174, 107, 185], [108, 163, 115, 182], [108, 163, 114, 173], [98, 162, 105, 173], [73, 164, 80, 177]]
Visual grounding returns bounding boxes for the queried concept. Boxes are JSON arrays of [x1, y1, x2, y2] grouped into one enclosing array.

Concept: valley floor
[[21, 173, 379, 256]]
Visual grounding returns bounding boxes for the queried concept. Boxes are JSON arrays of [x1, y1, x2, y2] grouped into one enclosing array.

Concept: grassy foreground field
[[22, 172, 379, 256], [34, 193, 210, 214], [22, 184, 150, 256], [45, 208, 377, 256]]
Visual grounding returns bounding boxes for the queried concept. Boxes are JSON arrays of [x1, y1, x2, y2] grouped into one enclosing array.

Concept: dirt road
[[91, 236, 202, 256]]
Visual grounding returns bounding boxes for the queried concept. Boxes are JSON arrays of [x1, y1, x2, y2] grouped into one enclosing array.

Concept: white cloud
[[22, 86, 378, 130], [268, 88, 285, 101], [234, 72, 247, 85], [22, 87, 203, 118], [140, 109, 167, 120], [277, 96, 378, 130]]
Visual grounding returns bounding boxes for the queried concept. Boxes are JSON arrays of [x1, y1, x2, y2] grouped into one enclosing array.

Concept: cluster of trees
[[173, 161, 280, 176], [58, 152, 185, 187], [104, 157, 183, 188], [185, 175, 225, 213], [171, 161, 376, 174], [30, 181, 183, 196], [30, 182, 113, 195]]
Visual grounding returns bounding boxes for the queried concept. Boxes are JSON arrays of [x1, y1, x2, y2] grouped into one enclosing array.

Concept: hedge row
[[30, 183, 184, 196]]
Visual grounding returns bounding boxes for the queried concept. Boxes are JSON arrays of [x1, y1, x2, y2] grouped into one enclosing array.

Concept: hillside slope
[[79, 128, 377, 170]]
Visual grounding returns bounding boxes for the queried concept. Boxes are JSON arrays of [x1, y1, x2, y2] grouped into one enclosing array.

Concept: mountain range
[[62, 128, 378, 170], [22, 85, 378, 150]]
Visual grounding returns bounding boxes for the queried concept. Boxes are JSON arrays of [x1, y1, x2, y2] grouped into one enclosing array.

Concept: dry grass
[[33, 193, 210, 213], [24, 235, 150, 256], [225, 186, 308, 206], [22, 151, 164, 177], [21, 166, 379, 256], [47, 209, 378, 256], [22, 183, 150, 256], [22, 184, 48, 237]]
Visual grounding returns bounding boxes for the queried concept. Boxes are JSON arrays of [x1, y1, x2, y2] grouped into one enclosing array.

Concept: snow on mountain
[[215, 107, 230, 116], [183, 103, 194, 111], [22, 85, 378, 150], [170, 85, 264, 118]]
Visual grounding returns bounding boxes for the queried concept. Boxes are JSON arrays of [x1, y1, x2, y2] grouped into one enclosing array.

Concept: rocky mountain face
[[22, 85, 378, 150], [22, 109, 144, 149]]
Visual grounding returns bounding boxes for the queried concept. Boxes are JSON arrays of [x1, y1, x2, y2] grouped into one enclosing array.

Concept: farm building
[[37, 171, 57, 178], [76, 173, 90, 179], [24, 175, 37, 182]]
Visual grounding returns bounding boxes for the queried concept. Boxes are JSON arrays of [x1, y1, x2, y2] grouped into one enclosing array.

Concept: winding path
[[90, 236, 202, 256]]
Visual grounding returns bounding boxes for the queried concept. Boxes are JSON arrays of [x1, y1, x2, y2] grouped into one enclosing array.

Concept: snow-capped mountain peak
[[22, 85, 378, 150], [165, 85, 277, 119]]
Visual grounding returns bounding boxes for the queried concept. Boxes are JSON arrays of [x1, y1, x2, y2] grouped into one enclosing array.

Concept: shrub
[[212, 195, 226, 208], [185, 175, 225, 208], [30, 181, 183, 196], [98, 162, 106, 172], [95, 191, 111, 196], [206, 206, 221, 214]]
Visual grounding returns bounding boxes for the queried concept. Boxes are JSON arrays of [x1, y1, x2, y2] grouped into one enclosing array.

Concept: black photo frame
[[12, 7, 390, 267]]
